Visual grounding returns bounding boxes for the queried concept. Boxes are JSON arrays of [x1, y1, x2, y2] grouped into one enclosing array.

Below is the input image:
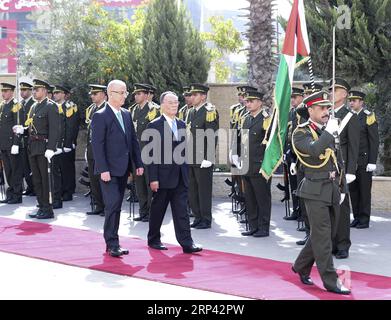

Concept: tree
[[201, 16, 243, 83], [246, 0, 277, 107], [20, 0, 110, 116], [304, 0, 391, 174], [139, 0, 210, 96]]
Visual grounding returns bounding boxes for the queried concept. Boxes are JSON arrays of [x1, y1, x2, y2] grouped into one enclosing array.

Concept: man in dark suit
[[146, 91, 202, 254], [91, 80, 144, 258]]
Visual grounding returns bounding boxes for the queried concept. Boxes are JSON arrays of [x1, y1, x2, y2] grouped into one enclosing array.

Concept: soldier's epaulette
[[146, 105, 159, 121], [298, 121, 310, 128], [366, 111, 377, 126], [152, 102, 161, 110], [11, 102, 22, 113], [57, 104, 64, 115], [205, 103, 217, 122], [364, 109, 371, 116]]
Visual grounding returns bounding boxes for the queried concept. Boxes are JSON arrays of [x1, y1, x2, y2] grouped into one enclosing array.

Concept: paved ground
[[0, 194, 390, 299]]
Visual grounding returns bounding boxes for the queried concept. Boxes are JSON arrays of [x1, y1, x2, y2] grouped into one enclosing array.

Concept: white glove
[[72, 144, 76, 149], [11, 145, 19, 155], [366, 164, 377, 172], [200, 160, 213, 169], [290, 162, 297, 176], [44, 150, 55, 163], [340, 193, 346, 205], [231, 154, 239, 165], [63, 147, 72, 153], [346, 174, 356, 184], [54, 148, 63, 156], [12, 125, 25, 135], [325, 118, 339, 135]]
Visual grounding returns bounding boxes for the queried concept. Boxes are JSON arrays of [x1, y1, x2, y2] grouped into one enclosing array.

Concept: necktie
[[116, 111, 125, 133], [172, 119, 178, 140]]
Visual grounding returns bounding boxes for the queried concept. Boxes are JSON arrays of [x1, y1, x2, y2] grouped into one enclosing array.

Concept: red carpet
[[0, 217, 390, 300]]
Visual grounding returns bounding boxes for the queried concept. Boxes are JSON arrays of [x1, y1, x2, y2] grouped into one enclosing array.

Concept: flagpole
[[331, 26, 336, 118]]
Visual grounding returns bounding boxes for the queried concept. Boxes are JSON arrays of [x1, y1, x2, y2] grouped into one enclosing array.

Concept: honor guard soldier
[[19, 81, 36, 196], [283, 87, 304, 221], [47, 85, 55, 101], [231, 86, 257, 131], [130, 83, 161, 222], [178, 86, 193, 122], [62, 89, 80, 201], [0, 83, 24, 204], [85, 84, 107, 216], [291, 91, 350, 295], [234, 91, 272, 237], [148, 85, 160, 109], [303, 82, 323, 98], [186, 83, 219, 229], [348, 90, 379, 229], [24, 79, 61, 219], [329, 78, 360, 260]]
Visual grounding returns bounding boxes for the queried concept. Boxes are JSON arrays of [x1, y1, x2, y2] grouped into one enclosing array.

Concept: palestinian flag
[[261, 0, 311, 179]]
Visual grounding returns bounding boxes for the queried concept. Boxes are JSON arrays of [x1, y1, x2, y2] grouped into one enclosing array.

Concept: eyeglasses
[[111, 90, 129, 97]]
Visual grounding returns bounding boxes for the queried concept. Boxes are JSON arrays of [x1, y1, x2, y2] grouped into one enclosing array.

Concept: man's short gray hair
[[160, 91, 178, 104], [107, 80, 127, 92]]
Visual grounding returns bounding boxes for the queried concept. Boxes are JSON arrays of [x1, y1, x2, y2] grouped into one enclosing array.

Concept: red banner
[[0, 0, 49, 13]]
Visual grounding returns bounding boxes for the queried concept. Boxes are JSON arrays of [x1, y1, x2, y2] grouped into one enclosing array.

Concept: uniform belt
[[305, 171, 337, 181], [29, 135, 48, 142]]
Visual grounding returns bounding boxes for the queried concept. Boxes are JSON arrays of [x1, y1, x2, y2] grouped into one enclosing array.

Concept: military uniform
[[20, 82, 36, 196], [238, 91, 272, 237], [61, 97, 80, 200], [130, 84, 161, 221], [0, 83, 24, 204], [85, 85, 107, 215], [186, 84, 219, 229], [26, 79, 61, 218], [292, 91, 347, 293], [330, 79, 360, 258], [178, 86, 192, 122], [348, 91, 379, 228]]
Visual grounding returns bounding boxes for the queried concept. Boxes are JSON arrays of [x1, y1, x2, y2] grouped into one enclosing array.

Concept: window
[[0, 59, 8, 73], [0, 27, 6, 39]]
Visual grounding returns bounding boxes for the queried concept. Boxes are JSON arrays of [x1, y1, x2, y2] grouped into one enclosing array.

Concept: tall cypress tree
[[139, 0, 210, 96], [304, 0, 391, 174]]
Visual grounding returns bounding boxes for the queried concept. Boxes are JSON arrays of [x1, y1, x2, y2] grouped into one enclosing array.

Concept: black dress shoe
[[142, 215, 149, 222], [148, 243, 168, 251], [119, 247, 129, 255], [241, 229, 258, 236], [356, 223, 369, 229], [190, 219, 202, 228], [7, 198, 22, 204], [86, 210, 104, 216], [107, 248, 122, 258], [29, 210, 43, 218], [195, 221, 211, 229], [327, 285, 351, 295], [36, 211, 54, 220], [292, 266, 314, 286], [182, 244, 203, 254], [0, 198, 11, 204], [284, 211, 299, 221], [350, 219, 360, 228], [23, 189, 35, 196], [296, 235, 309, 246], [335, 250, 349, 259], [253, 230, 269, 238], [134, 215, 147, 222]]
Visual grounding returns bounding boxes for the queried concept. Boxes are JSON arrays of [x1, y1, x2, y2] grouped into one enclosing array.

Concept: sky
[[203, 0, 292, 19]]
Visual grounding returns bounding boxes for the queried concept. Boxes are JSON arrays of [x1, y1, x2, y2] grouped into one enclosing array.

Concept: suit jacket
[[0, 98, 21, 151], [356, 109, 379, 167], [147, 115, 188, 189], [335, 105, 360, 175], [91, 105, 142, 177]]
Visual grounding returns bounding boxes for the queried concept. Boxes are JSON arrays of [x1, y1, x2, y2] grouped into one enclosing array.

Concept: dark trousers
[[52, 154, 63, 203], [21, 146, 34, 192], [294, 199, 339, 291], [243, 175, 272, 233], [29, 154, 53, 212], [135, 169, 152, 217], [100, 175, 127, 249], [350, 167, 373, 225], [334, 194, 352, 252], [88, 158, 104, 211], [188, 166, 213, 223], [148, 173, 193, 247], [61, 150, 76, 197], [1, 150, 23, 200], [297, 169, 310, 234]]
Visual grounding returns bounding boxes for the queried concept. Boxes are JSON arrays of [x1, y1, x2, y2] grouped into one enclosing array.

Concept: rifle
[[277, 158, 291, 218]]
